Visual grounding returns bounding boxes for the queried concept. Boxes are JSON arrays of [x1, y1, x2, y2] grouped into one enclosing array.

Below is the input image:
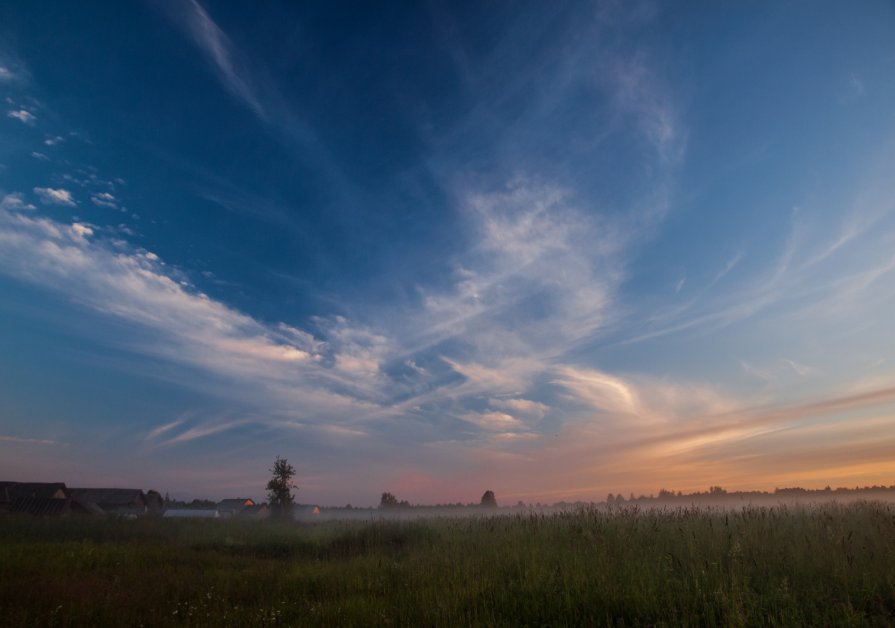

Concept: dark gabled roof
[[0, 482, 69, 500], [10, 497, 73, 516], [69, 488, 145, 507]]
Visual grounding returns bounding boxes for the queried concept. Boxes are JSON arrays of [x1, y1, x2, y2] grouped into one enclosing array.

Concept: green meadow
[[2, 502, 894, 626]]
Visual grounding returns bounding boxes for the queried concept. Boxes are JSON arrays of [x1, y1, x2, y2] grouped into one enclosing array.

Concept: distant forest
[[359, 484, 895, 511], [163, 484, 895, 511]]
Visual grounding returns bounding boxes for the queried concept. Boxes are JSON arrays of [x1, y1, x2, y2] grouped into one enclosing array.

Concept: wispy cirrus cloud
[[620, 184, 895, 352], [0, 172, 639, 450], [606, 52, 685, 162], [0, 205, 389, 436], [161, 0, 361, 216], [173, 0, 265, 119], [145, 419, 185, 441], [0, 435, 64, 446], [459, 370, 895, 501]]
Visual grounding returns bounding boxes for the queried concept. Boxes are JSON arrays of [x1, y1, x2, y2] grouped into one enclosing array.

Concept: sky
[[1, 1, 895, 506]]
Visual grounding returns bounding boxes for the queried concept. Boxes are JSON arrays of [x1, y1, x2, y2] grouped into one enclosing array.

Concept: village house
[[0, 482, 103, 517], [1, 482, 168, 518], [0, 481, 69, 505], [69, 488, 156, 516]]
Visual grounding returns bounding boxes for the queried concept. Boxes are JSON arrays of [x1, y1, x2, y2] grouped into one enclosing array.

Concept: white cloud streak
[[7, 109, 35, 124], [0, 172, 640, 449], [0, 435, 63, 446], [0, 205, 390, 440], [91, 192, 118, 208], [33, 187, 76, 206], [1, 193, 35, 211]]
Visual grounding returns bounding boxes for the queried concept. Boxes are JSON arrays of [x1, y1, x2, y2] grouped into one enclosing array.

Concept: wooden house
[[69, 488, 148, 516], [1, 482, 70, 513]]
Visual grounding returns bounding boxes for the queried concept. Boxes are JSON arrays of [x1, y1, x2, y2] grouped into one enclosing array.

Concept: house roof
[[9, 496, 82, 516], [0, 482, 69, 500], [69, 488, 145, 506]]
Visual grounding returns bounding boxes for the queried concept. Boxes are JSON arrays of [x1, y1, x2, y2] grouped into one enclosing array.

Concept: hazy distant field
[[2, 502, 894, 626]]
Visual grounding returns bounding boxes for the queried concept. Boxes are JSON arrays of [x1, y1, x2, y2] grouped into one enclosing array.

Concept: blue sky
[[1, 1, 895, 505]]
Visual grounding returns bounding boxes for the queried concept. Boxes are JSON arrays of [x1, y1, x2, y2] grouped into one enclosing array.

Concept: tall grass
[[1, 501, 894, 626]]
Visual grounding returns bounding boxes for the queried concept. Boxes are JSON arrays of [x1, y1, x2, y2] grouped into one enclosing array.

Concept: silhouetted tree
[[380, 492, 399, 508], [480, 490, 497, 508], [266, 456, 297, 518]]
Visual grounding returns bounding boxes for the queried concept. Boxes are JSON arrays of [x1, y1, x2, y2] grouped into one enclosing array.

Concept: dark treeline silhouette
[[604, 484, 895, 506], [164, 497, 216, 510], [105, 482, 895, 514], [379, 492, 411, 509], [358, 484, 895, 512], [377, 490, 500, 510]]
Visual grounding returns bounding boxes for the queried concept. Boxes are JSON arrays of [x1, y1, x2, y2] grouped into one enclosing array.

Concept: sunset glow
[[1, 2, 894, 505]]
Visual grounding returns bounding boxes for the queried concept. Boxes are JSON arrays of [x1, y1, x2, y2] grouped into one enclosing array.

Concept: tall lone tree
[[480, 490, 497, 508], [266, 456, 297, 519]]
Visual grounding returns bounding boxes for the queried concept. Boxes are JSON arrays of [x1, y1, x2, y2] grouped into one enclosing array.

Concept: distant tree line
[[605, 484, 895, 505], [378, 490, 499, 509]]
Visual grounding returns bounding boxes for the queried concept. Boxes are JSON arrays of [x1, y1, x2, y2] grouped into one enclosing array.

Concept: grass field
[[2, 501, 894, 626]]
